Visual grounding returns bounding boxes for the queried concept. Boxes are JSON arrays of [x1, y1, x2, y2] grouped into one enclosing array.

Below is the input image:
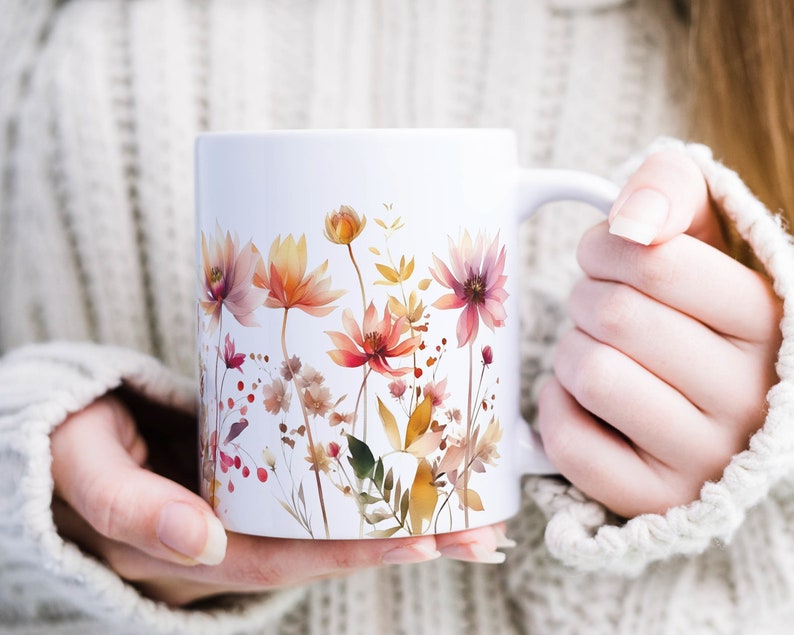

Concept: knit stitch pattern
[[3, 1, 794, 634]]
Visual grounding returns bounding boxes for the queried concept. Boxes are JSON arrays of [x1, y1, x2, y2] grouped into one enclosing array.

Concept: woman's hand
[[538, 149, 783, 518], [50, 395, 509, 607]]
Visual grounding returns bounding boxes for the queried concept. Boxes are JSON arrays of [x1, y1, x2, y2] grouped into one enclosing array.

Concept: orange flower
[[324, 205, 366, 245], [326, 302, 421, 376], [200, 224, 267, 333], [255, 234, 344, 316]]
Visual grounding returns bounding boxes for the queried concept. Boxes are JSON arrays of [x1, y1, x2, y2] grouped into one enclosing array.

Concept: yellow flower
[[324, 205, 367, 245], [254, 234, 344, 316]]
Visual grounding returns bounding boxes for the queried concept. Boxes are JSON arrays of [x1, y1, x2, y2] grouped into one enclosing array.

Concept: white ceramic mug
[[195, 129, 618, 539]]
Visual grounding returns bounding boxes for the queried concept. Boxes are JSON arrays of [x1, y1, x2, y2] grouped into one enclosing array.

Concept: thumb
[[51, 396, 227, 566], [608, 149, 720, 246]]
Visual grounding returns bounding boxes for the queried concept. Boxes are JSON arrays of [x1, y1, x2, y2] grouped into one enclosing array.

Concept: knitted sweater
[[3, 1, 794, 634]]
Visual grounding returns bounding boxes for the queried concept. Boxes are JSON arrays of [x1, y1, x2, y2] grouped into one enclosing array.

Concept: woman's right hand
[[50, 395, 508, 606]]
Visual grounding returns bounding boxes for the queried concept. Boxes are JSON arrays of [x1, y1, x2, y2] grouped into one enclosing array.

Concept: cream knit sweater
[[3, 1, 794, 634]]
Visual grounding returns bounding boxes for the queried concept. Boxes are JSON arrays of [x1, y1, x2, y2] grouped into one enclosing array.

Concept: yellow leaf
[[388, 295, 406, 317], [418, 278, 432, 291], [409, 459, 438, 534], [405, 397, 433, 448], [378, 397, 403, 452], [459, 488, 484, 511], [369, 246, 381, 255], [375, 218, 388, 229], [403, 257, 415, 280], [375, 263, 400, 283]]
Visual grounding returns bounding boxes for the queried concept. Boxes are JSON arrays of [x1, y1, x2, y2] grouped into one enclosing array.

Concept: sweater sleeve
[[0, 341, 305, 634], [525, 138, 794, 575]]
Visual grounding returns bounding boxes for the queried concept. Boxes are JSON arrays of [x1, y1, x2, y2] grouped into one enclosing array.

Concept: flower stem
[[211, 313, 223, 505], [347, 244, 370, 443], [463, 341, 473, 528], [281, 309, 330, 539]]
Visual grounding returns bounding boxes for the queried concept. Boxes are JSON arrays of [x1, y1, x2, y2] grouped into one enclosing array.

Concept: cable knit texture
[[2, 1, 794, 634]]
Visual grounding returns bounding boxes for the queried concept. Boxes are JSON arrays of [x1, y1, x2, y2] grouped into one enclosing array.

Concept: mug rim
[[195, 127, 516, 141]]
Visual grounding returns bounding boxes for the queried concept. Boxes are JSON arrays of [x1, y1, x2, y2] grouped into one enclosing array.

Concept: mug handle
[[513, 168, 620, 475]]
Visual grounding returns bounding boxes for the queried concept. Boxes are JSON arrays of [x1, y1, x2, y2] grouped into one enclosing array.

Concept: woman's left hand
[[538, 149, 783, 518]]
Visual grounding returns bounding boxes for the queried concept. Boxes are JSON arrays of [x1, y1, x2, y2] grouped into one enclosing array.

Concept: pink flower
[[423, 377, 450, 408], [280, 355, 302, 381], [263, 378, 291, 414], [200, 224, 268, 333], [388, 378, 408, 399], [329, 412, 353, 426], [303, 383, 334, 418], [430, 231, 508, 347], [481, 345, 493, 366], [326, 302, 421, 377], [217, 333, 246, 372]]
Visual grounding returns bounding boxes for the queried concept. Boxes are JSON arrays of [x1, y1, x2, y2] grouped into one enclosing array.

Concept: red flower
[[326, 302, 421, 377], [217, 333, 246, 372], [481, 345, 493, 366]]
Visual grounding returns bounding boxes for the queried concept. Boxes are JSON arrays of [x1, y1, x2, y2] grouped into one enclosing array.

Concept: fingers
[[51, 396, 227, 566], [552, 327, 716, 466], [537, 378, 691, 516], [607, 149, 720, 246], [565, 277, 771, 423], [578, 222, 782, 344]]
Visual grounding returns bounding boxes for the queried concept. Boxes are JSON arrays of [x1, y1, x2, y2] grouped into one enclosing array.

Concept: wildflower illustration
[[198, 204, 508, 538]]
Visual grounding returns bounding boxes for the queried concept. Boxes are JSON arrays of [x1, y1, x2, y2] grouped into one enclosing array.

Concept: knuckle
[[104, 548, 147, 581], [572, 346, 615, 408], [592, 284, 639, 339], [536, 383, 576, 469], [633, 248, 676, 293], [236, 558, 286, 589], [83, 478, 125, 540]]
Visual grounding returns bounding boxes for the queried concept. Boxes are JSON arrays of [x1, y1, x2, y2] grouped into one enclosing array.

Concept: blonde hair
[[689, 0, 794, 226]]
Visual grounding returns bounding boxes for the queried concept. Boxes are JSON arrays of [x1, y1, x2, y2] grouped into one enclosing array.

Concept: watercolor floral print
[[198, 205, 507, 538]]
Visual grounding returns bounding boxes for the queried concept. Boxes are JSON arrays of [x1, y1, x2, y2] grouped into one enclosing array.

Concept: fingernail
[[382, 543, 442, 565], [440, 543, 507, 564], [609, 188, 670, 245], [157, 502, 228, 566], [493, 527, 517, 549]]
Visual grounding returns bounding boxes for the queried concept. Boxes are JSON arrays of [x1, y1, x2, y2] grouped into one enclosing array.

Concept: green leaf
[[400, 489, 410, 525], [358, 492, 381, 505], [384, 467, 394, 493], [346, 433, 376, 480], [374, 458, 384, 488]]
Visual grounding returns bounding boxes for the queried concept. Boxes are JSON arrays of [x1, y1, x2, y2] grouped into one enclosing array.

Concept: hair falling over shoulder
[[684, 0, 794, 235]]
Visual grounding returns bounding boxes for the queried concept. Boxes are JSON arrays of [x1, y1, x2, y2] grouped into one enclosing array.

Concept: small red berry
[[234, 455, 241, 469], [257, 467, 268, 482], [242, 466, 250, 478], [237, 380, 244, 391], [228, 480, 234, 492], [247, 393, 255, 403]]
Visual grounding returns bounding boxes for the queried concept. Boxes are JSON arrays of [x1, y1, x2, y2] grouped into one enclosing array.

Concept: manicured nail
[[493, 527, 517, 549], [157, 502, 228, 565], [609, 188, 670, 245], [382, 543, 442, 565], [440, 543, 507, 564]]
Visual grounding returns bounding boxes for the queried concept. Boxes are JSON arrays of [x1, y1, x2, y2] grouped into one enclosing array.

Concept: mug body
[[196, 129, 528, 539]]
